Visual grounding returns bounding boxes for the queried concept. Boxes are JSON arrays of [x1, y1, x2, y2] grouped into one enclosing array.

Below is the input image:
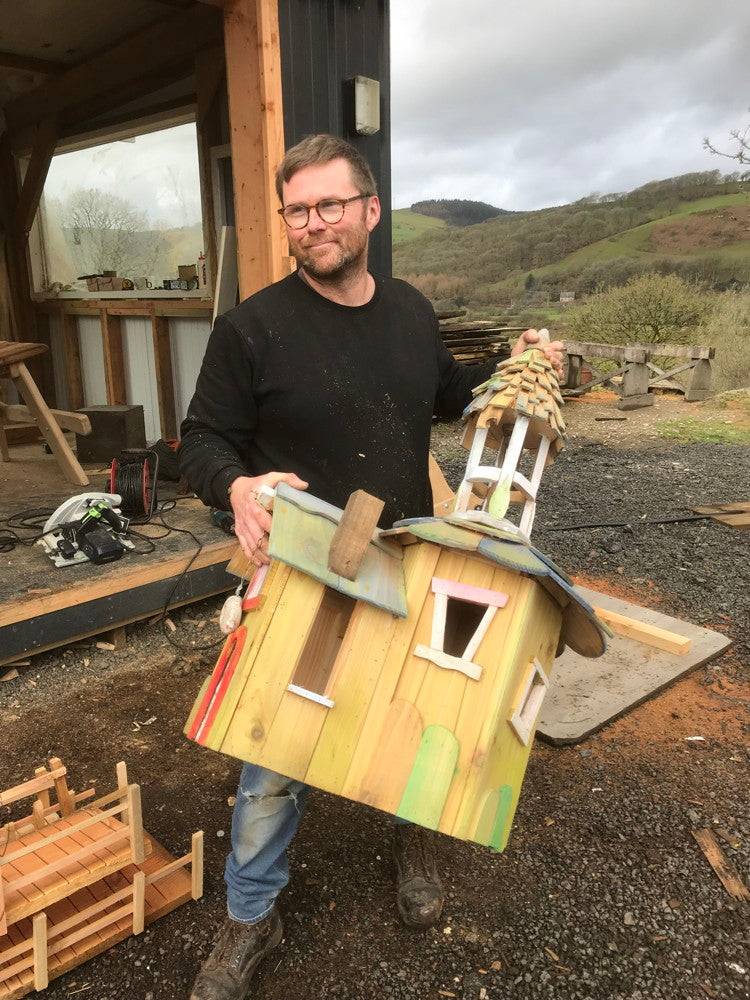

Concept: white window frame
[[509, 657, 550, 746], [413, 576, 509, 681]]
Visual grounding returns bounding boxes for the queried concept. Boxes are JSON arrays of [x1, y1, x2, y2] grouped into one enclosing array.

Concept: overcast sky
[[44, 0, 749, 223], [391, 0, 750, 210]]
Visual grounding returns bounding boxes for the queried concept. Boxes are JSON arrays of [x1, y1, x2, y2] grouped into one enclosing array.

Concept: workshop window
[[30, 121, 203, 295]]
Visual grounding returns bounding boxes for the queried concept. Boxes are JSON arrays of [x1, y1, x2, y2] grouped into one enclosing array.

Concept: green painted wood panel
[[396, 724, 459, 828], [474, 785, 514, 851]]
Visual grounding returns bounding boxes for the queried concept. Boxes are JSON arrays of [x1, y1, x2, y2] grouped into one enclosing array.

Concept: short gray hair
[[275, 134, 377, 202]]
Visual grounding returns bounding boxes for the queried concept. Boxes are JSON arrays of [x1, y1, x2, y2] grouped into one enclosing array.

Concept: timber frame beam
[[224, 0, 289, 297], [4, 5, 223, 147]]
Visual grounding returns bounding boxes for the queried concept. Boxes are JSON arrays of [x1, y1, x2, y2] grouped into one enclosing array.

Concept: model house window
[[413, 577, 509, 681], [509, 658, 549, 746], [288, 587, 356, 708]]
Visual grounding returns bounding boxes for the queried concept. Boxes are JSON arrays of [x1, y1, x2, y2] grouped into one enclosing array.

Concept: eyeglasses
[[277, 193, 372, 230]]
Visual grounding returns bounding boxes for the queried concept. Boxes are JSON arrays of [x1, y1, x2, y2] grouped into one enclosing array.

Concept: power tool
[[39, 493, 133, 567]]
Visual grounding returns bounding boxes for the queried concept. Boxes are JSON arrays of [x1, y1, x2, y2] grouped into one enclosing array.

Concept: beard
[[290, 220, 369, 282]]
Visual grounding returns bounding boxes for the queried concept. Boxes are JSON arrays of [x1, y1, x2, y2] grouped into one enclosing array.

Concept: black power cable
[[147, 499, 227, 653], [109, 449, 159, 522]]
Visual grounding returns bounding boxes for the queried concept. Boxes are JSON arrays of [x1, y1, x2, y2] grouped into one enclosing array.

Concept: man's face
[[282, 158, 381, 281]]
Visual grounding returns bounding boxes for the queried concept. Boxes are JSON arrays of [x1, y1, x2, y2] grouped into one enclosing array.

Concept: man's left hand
[[511, 328, 565, 378]]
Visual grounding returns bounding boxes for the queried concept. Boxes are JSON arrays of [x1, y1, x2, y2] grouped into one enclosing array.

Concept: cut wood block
[[692, 501, 750, 529], [327, 490, 385, 581], [691, 828, 750, 901], [594, 607, 691, 655]]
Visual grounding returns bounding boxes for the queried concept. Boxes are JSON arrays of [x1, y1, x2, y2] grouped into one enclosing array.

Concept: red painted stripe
[[187, 626, 247, 743]]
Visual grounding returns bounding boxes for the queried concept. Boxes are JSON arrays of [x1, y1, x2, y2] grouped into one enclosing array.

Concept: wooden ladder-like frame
[[0, 760, 144, 932], [0, 760, 204, 998]]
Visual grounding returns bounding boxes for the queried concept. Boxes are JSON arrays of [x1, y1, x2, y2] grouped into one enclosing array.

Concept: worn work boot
[[392, 823, 445, 929], [190, 907, 283, 999]]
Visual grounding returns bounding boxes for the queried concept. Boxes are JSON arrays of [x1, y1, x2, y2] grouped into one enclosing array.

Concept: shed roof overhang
[[0, 0, 224, 151]]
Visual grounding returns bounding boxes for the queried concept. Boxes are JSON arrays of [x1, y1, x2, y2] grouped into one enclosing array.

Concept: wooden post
[[223, 0, 288, 298], [33, 311, 57, 406], [34, 766, 52, 812], [14, 118, 58, 237], [0, 421, 9, 462], [151, 315, 177, 439], [195, 46, 225, 292], [31, 799, 46, 831], [0, 134, 38, 342], [127, 783, 146, 865], [564, 352, 582, 390], [617, 360, 654, 410], [328, 490, 385, 581], [0, 871, 6, 937], [61, 312, 84, 410], [191, 830, 205, 900], [101, 311, 126, 405], [685, 357, 713, 402], [32, 912, 48, 990], [116, 761, 129, 827], [132, 870, 146, 935], [48, 757, 75, 816]]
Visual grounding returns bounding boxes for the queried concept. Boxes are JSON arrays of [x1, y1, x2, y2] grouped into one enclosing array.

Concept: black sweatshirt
[[178, 272, 498, 527]]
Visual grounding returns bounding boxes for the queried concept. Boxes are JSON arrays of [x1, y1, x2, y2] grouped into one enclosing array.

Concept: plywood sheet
[[538, 586, 731, 745]]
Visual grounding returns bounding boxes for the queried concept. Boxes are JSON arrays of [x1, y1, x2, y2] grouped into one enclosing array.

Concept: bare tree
[[59, 187, 167, 275], [704, 112, 750, 166]]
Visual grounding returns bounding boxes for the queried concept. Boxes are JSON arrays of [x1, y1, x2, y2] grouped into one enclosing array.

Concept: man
[[180, 134, 563, 1000]]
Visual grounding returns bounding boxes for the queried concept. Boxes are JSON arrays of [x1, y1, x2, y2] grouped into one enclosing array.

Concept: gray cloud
[[391, 0, 750, 209]]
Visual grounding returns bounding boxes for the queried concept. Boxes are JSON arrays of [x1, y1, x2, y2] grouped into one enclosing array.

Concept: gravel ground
[[2, 415, 749, 1000]]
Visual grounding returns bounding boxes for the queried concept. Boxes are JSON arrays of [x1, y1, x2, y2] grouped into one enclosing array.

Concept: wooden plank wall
[[46, 311, 212, 442], [277, 0, 392, 276]]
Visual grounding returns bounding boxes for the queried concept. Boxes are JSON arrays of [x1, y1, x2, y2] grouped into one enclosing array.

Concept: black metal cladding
[[278, 0, 392, 277]]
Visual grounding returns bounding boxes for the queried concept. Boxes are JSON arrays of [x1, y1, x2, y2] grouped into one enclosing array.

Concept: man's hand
[[511, 328, 565, 378], [229, 471, 308, 567]]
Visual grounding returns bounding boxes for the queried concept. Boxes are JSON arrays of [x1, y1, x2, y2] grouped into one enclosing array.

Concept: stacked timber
[[438, 317, 521, 364]]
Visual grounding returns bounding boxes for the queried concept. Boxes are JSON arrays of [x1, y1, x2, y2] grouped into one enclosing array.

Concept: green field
[[392, 208, 446, 246]]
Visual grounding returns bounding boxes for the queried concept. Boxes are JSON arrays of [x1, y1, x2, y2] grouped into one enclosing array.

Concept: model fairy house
[[186, 342, 606, 852]]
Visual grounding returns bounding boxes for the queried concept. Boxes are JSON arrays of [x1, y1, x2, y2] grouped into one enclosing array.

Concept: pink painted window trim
[[431, 577, 509, 608], [242, 561, 271, 610]]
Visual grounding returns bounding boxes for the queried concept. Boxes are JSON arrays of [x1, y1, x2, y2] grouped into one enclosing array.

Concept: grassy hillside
[[392, 173, 750, 308], [535, 193, 750, 275], [392, 208, 446, 246]]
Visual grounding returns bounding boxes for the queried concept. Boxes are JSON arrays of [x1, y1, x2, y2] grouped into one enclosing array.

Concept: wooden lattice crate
[[0, 762, 146, 931], [0, 831, 204, 999]]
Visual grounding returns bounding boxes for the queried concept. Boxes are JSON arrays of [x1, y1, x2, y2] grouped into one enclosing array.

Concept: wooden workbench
[[0, 483, 238, 666]]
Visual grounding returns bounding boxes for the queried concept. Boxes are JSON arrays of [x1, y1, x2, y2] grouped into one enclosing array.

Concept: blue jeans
[[225, 763, 312, 924], [225, 762, 409, 923]]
